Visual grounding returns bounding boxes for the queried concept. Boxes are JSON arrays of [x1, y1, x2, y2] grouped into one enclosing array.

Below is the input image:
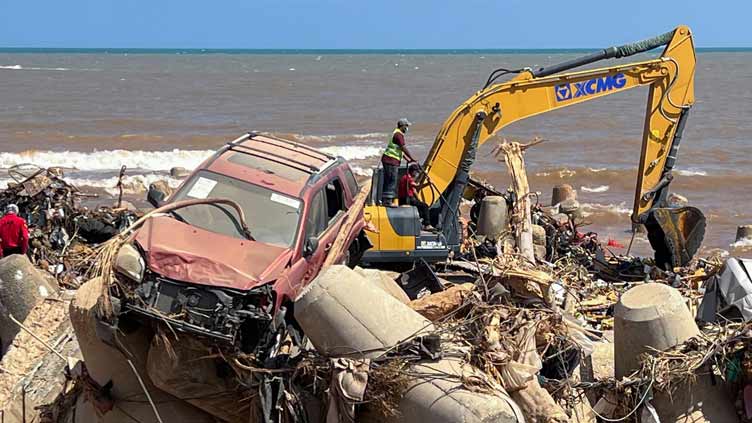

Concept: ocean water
[[0, 50, 750, 255]]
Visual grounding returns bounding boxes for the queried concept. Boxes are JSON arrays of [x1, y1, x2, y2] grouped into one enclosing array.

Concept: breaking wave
[[581, 202, 632, 216], [0, 149, 214, 172], [0, 64, 101, 71], [581, 185, 610, 193], [676, 168, 708, 177], [0, 174, 183, 193], [320, 145, 381, 161], [731, 238, 752, 249]]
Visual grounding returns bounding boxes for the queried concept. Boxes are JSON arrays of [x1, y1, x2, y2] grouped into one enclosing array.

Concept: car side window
[[305, 190, 327, 238], [324, 178, 346, 225], [343, 168, 359, 198]]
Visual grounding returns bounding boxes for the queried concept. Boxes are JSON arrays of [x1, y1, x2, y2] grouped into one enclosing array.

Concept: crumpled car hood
[[134, 215, 291, 290]]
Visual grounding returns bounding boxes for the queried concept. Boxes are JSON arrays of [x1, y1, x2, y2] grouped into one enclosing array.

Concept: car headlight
[[115, 243, 145, 283]]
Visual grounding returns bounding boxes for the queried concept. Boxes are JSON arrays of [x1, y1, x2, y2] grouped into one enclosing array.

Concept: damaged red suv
[[110, 132, 369, 354]]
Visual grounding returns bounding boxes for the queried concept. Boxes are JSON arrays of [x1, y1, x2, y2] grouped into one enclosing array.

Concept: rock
[[170, 166, 191, 178], [409, 283, 474, 321], [0, 254, 59, 353], [146, 180, 173, 206]]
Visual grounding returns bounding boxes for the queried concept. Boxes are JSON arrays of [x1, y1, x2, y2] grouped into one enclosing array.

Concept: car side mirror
[[303, 236, 319, 258], [147, 184, 169, 208]]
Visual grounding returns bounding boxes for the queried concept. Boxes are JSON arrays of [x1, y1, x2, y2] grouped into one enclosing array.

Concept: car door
[[301, 178, 347, 282]]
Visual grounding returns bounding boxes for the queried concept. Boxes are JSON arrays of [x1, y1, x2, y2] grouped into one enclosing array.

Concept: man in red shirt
[[381, 118, 416, 206], [398, 163, 432, 230], [0, 204, 29, 257]]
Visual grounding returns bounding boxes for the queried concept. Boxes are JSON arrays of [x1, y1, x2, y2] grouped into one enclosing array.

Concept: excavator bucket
[[644, 206, 706, 269]]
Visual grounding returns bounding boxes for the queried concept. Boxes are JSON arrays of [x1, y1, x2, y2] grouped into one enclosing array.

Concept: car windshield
[[171, 170, 302, 248]]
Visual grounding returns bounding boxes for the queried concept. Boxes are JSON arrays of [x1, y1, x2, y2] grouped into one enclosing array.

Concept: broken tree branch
[[494, 141, 535, 263], [323, 179, 372, 268]]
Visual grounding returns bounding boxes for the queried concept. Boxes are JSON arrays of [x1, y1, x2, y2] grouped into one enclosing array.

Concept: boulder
[[170, 167, 191, 178]]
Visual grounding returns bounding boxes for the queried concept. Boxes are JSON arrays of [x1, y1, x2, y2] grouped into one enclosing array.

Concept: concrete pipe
[[476, 196, 508, 239], [551, 184, 576, 206], [614, 283, 699, 379], [0, 254, 59, 353], [736, 224, 752, 242], [377, 358, 523, 423], [70, 277, 215, 423], [294, 265, 434, 359]]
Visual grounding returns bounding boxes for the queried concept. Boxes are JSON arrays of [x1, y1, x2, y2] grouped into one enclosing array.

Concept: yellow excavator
[[361, 25, 705, 269]]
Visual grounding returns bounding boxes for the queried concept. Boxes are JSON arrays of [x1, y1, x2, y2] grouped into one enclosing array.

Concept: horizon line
[[0, 46, 749, 54]]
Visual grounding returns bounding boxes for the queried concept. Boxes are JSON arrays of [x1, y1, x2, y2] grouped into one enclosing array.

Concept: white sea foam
[[0, 174, 183, 193], [731, 238, 752, 249], [0, 149, 214, 171], [581, 202, 631, 216], [581, 185, 610, 193], [588, 167, 607, 173], [350, 166, 373, 177], [320, 145, 381, 161], [0, 64, 72, 71], [676, 168, 708, 176]]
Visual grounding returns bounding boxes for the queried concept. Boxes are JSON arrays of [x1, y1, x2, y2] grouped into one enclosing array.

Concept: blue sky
[[0, 0, 746, 49]]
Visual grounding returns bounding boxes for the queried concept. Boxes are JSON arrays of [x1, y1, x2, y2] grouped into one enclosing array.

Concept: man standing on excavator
[[381, 118, 416, 206]]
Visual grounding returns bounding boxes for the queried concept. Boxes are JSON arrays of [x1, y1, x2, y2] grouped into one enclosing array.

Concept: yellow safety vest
[[383, 128, 404, 161]]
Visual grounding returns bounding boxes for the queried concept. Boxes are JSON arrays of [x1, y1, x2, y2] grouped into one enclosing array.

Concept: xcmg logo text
[[555, 73, 627, 102]]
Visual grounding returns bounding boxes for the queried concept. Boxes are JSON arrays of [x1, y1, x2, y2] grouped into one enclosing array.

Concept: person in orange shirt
[[0, 204, 29, 257], [398, 163, 432, 230]]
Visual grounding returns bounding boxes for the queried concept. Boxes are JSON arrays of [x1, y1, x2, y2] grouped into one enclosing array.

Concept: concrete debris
[[0, 254, 60, 353], [614, 283, 700, 378], [2, 142, 750, 423]]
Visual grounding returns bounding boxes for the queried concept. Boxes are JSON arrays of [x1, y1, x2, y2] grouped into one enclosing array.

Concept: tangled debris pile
[[0, 165, 138, 287], [1, 142, 751, 423]]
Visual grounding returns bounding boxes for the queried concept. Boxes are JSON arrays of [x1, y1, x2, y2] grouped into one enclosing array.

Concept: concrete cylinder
[[551, 184, 576, 206], [294, 265, 434, 359], [296, 268, 522, 423], [70, 277, 215, 423], [736, 225, 752, 242], [0, 255, 59, 353], [380, 358, 522, 423], [614, 283, 699, 378], [476, 196, 508, 239]]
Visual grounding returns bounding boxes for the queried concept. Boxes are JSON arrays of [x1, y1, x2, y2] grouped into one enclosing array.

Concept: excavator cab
[[361, 165, 457, 264]]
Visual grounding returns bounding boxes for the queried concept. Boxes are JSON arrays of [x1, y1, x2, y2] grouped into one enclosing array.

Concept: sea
[[0, 48, 750, 257]]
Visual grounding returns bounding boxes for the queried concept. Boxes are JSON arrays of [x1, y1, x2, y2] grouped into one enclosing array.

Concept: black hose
[[532, 29, 676, 78]]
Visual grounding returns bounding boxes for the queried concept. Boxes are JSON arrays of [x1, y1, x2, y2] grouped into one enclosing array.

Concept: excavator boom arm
[[419, 26, 696, 223]]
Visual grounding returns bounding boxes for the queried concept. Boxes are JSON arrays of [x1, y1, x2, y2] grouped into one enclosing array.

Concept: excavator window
[[325, 179, 346, 223]]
